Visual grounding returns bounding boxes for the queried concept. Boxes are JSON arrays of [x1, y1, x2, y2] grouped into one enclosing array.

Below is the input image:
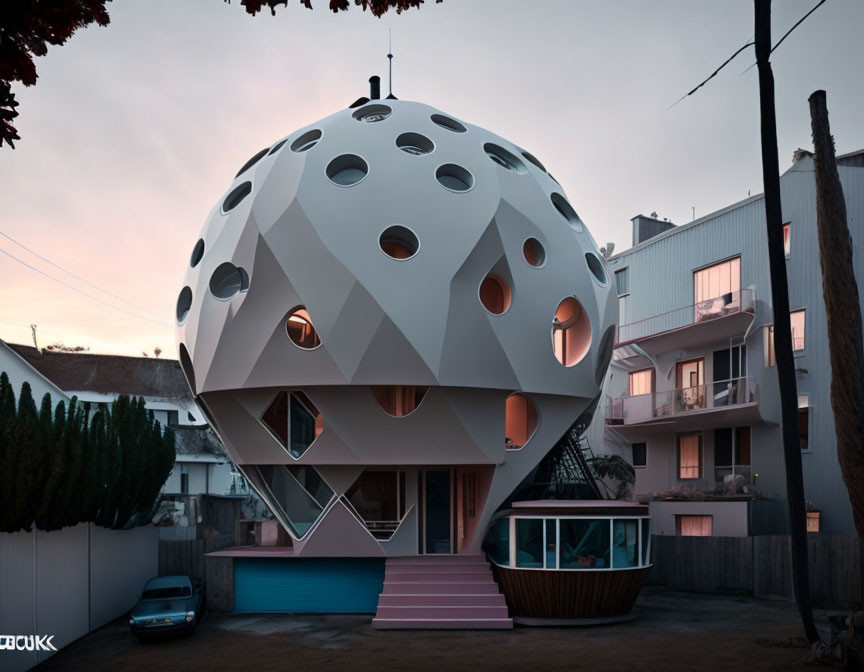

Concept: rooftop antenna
[[386, 29, 396, 99]]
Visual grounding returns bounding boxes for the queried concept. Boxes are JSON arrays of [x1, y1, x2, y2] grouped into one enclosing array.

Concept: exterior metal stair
[[372, 555, 513, 629]]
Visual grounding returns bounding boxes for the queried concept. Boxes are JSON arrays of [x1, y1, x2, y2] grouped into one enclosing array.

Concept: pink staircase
[[372, 555, 513, 629]]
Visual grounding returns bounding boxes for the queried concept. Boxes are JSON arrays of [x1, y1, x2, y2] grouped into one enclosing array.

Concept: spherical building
[[176, 96, 615, 571]]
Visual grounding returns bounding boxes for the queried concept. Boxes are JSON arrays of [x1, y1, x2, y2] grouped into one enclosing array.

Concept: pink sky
[[1, 0, 862, 357]]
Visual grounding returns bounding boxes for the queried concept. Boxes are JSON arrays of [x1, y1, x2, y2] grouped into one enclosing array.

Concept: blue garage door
[[234, 558, 385, 614]]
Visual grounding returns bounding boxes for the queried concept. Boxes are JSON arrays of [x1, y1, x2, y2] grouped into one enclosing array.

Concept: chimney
[[631, 213, 676, 246], [369, 76, 381, 100]]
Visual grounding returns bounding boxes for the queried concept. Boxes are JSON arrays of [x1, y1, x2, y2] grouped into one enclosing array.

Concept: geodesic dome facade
[[175, 99, 616, 556]]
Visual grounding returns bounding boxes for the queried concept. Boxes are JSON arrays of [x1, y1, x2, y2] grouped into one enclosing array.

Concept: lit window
[[676, 515, 712, 537], [632, 442, 647, 468], [479, 274, 512, 314], [767, 325, 776, 367], [552, 297, 592, 367], [694, 257, 741, 320], [505, 393, 538, 450], [370, 386, 428, 417], [286, 307, 320, 349], [791, 309, 805, 351], [615, 268, 629, 296], [629, 369, 654, 396], [783, 222, 791, 257], [678, 434, 701, 479]]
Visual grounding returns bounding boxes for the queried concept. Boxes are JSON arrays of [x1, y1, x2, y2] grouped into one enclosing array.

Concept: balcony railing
[[606, 376, 757, 425], [617, 289, 755, 345]]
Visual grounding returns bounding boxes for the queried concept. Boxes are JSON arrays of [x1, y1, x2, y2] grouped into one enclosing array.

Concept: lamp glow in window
[[552, 297, 592, 366], [370, 386, 428, 417], [505, 393, 538, 450], [286, 308, 320, 349]]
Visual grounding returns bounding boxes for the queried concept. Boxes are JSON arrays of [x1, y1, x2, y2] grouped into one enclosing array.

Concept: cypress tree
[[35, 399, 67, 531], [0, 372, 17, 532], [11, 382, 40, 532]]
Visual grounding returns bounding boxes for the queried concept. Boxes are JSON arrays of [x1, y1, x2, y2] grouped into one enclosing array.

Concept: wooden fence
[[648, 534, 863, 608]]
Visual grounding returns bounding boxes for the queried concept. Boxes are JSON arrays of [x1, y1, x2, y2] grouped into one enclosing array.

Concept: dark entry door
[[424, 470, 451, 554]]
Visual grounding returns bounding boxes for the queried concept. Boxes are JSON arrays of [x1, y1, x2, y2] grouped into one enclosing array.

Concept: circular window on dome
[[505, 393, 538, 450], [484, 143, 526, 174], [370, 386, 428, 417], [523, 238, 546, 267], [380, 225, 419, 260], [222, 181, 252, 213], [286, 307, 320, 349], [176, 287, 192, 325], [550, 192, 584, 232], [436, 163, 474, 192], [396, 132, 434, 156], [585, 252, 607, 284], [522, 150, 547, 172], [209, 262, 249, 300], [235, 148, 269, 178], [479, 274, 512, 315], [352, 104, 392, 123], [327, 154, 369, 187], [291, 129, 322, 153], [431, 114, 467, 133], [268, 138, 289, 155], [552, 297, 591, 367], [190, 239, 205, 268]]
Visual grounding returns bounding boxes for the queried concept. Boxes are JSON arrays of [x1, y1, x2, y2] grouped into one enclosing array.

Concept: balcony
[[606, 376, 762, 435], [616, 289, 755, 352]]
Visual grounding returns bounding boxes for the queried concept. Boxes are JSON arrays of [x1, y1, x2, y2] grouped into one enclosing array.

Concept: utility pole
[[808, 89, 864, 539], [754, 0, 819, 646]]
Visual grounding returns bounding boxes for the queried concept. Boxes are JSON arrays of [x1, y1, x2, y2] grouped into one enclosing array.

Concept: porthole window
[[585, 252, 607, 284], [209, 263, 249, 300], [190, 239, 205, 268], [176, 287, 193, 325], [523, 238, 545, 267], [550, 192, 584, 232], [235, 148, 269, 178], [553, 297, 592, 367], [479, 274, 511, 315], [370, 386, 428, 417], [484, 143, 526, 174], [379, 225, 419, 260], [522, 150, 546, 172], [291, 129, 322, 153], [352, 104, 392, 122], [286, 307, 320, 349], [436, 163, 474, 192], [222, 182, 252, 213], [431, 114, 467, 133], [396, 132, 434, 155], [505, 393, 538, 450], [326, 154, 368, 187], [268, 138, 289, 155]]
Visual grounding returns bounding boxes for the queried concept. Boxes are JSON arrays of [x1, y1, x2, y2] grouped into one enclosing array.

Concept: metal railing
[[617, 289, 755, 344], [606, 376, 757, 425]]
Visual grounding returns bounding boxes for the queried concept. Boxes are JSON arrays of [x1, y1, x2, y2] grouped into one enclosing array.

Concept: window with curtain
[[791, 310, 806, 351], [677, 515, 712, 537], [678, 434, 701, 479], [783, 222, 791, 257], [694, 257, 741, 304], [629, 369, 654, 396]]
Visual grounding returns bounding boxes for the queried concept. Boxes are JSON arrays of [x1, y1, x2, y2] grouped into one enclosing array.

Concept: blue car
[[129, 575, 205, 640]]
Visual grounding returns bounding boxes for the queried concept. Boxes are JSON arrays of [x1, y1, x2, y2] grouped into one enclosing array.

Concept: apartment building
[[588, 148, 864, 537]]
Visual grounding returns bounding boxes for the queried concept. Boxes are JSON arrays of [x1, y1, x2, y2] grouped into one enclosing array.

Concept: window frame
[[783, 222, 791, 258], [615, 267, 630, 297], [675, 514, 713, 537], [692, 255, 741, 305], [631, 442, 647, 469], [677, 433, 703, 480]]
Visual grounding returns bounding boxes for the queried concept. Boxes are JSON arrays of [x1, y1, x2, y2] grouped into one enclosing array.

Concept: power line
[[672, 0, 829, 105], [0, 247, 172, 328], [0, 229, 167, 319]]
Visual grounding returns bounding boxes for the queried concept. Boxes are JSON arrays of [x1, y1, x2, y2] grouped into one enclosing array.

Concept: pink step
[[387, 555, 487, 565], [372, 618, 513, 630], [375, 605, 508, 619], [383, 572, 495, 582], [381, 581, 501, 595], [378, 593, 506, 607], [386, 564, 490, 574]]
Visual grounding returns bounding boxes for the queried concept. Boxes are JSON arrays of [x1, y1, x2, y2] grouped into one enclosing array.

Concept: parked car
[[129, 575, 205, 639]]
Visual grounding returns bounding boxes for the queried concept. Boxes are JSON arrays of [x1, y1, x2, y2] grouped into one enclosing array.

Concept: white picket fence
[[0, 523, 158, 671]]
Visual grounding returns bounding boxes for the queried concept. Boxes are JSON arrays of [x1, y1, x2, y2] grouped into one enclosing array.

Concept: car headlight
[[185, 611, 195, 623]]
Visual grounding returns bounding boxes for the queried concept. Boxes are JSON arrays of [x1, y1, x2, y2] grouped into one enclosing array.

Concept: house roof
[[171, 424, 227, 459], [3, 342, 191, 400]]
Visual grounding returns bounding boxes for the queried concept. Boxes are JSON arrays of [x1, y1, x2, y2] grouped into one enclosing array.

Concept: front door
[[423, 470, 452, 554]]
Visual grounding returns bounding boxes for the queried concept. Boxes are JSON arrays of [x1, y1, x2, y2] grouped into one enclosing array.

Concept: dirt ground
[[35, 589, 835, 672]]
